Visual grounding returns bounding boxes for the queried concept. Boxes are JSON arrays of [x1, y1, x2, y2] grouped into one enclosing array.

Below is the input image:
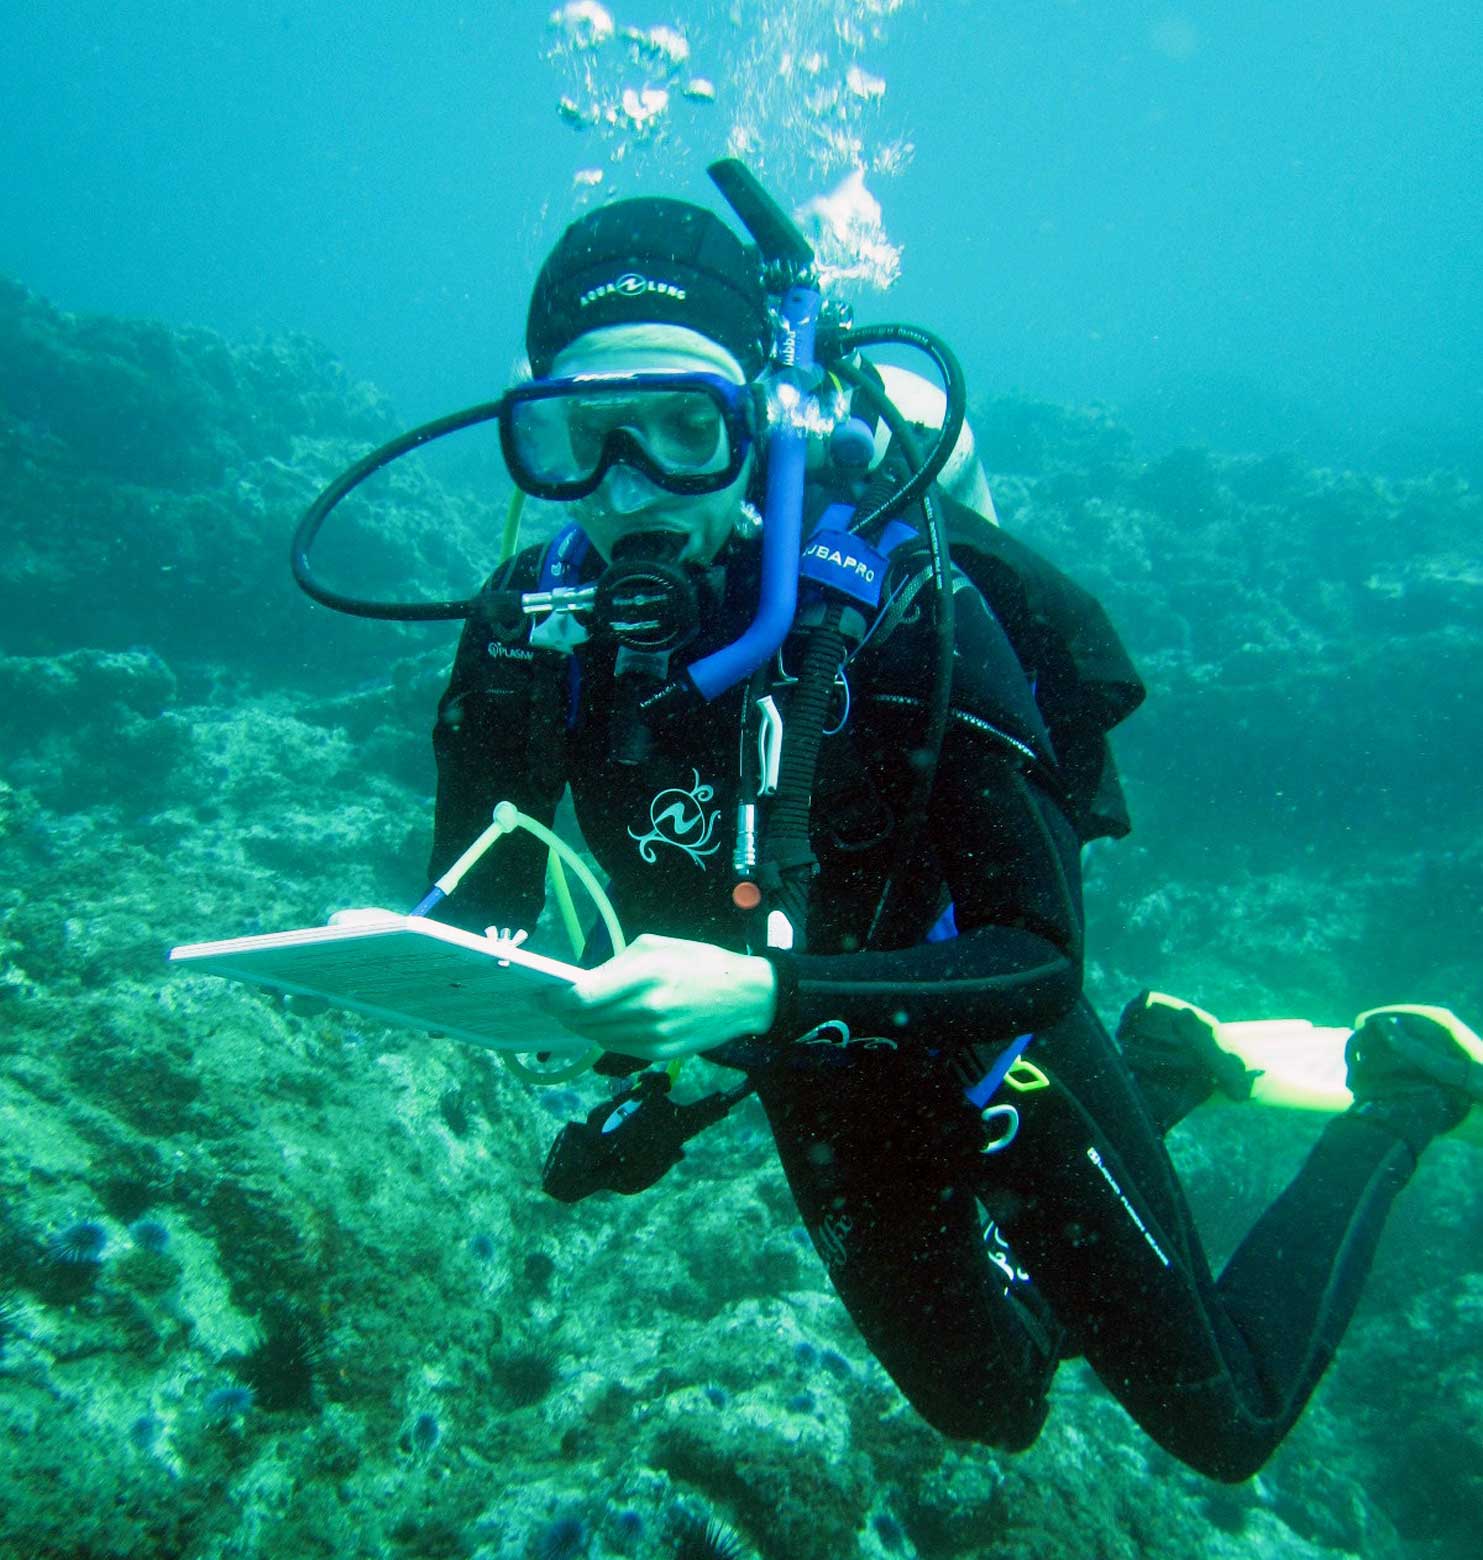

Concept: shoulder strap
[[537, 522, 592, 594]]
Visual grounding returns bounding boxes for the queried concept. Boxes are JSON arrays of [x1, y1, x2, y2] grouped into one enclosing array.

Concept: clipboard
[[168, 916, 585, 1053]]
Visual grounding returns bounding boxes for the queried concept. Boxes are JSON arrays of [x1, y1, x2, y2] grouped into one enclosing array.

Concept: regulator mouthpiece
[[596, 532, 706, 654]]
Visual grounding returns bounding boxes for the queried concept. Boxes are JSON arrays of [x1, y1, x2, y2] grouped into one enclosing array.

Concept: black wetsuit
[[430, 516, 1434, 1481]]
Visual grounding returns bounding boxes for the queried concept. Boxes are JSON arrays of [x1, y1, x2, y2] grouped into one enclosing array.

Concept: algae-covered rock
[[0, 274, 392, 487], [0, 276, 530, 688]]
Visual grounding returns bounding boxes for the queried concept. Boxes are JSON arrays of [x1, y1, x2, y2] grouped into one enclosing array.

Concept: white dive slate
[[168, 916, 583, 1053]]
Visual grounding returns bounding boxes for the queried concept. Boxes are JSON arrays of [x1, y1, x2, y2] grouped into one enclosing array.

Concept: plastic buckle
[[756, 694, 783, 796], [1005, 1060, 1050, 1093]]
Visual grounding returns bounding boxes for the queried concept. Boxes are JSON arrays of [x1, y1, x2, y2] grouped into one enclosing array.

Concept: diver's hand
[[535, 933, 777, 1061]]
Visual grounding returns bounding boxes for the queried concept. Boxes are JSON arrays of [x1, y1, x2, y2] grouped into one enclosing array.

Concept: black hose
[[865, 480, 955, 946], [290, 400, 506, 620], [765, 602, 849, 940], [754, 390, 932, 934], [829, 362, 956, 829], [827, 358, 959, 948], [837, 324, 966, 533]]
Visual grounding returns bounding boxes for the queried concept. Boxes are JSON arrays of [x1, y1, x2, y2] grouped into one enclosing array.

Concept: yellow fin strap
[[1353, 1005, 1483, 1064], [1143, 990, 1221, 1033]]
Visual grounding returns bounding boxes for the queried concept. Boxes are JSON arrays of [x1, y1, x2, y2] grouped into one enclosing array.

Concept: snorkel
[[643, 161, 821, 710], [685, 281, 815, 700]]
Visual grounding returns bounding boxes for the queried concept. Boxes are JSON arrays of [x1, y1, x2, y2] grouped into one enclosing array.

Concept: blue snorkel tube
[[686, 281, 818, 700], [654, 160, 962, 722], [635, 159, 822, 710]]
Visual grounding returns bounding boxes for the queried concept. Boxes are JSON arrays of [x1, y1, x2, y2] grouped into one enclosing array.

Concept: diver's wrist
[[757, 948, 797, 1039], [738, 954, 779, 1034]]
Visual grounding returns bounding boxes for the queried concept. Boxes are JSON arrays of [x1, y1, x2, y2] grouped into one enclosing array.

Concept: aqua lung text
[[578, 273, 689, 309]]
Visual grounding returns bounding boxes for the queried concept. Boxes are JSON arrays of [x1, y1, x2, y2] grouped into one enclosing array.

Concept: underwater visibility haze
[[0, 3, 1480, 1557]]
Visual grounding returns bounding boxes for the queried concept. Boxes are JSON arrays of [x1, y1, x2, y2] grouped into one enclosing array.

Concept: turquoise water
[[0, 5, 1479, 1558], [3, 2, 1478, 466]]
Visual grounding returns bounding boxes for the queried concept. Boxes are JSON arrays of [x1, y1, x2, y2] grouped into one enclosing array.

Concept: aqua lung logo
[[579, 271, 688, 309]]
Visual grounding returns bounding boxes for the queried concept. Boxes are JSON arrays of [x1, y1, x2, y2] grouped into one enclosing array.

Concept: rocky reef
[[1, 278, 1478, 1559]]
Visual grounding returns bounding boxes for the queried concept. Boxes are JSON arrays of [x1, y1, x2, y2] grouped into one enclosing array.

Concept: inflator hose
[[838, 325, 966, 533], [830, 361, 956, 827], [865, 482, 956, 948], [764, 601, 851, 941]]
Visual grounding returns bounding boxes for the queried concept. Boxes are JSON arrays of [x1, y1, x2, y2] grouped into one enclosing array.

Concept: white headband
[[551, 324, 750, 385]]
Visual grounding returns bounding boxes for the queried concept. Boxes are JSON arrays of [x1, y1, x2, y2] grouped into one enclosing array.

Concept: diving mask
[[498, 372, 757, 501]]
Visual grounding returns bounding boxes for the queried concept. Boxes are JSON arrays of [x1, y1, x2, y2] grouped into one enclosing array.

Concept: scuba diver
[[292, 163, 1483, 1480]]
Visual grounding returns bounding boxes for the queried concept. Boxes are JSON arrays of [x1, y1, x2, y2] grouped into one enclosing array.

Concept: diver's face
[[572, 457, 753, 565], [549, 332, 755, 565]]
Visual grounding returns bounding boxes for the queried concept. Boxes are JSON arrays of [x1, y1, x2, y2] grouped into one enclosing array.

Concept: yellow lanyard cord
[[499, 487, 526, 563], [484, 802, 624, 1086]]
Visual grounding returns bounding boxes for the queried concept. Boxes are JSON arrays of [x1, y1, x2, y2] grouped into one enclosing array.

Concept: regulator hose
[[290, 400, 504, 620], [837, 324, 966, 533]]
